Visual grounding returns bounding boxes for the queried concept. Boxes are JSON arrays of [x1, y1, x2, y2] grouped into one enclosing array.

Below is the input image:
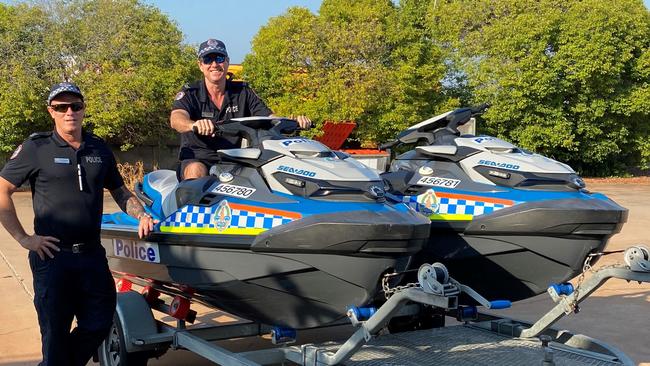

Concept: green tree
[[431, 0, 650, 175], [244, 0, 450, 146], [0, 3, 56, 155], [0, 0, 197, 154]]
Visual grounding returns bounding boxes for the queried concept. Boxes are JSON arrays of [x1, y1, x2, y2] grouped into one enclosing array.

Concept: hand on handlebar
[[291, 115, 312, 129], [192, 119, 218, 136]]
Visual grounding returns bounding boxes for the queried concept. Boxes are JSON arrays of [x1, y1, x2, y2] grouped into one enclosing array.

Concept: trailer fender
[[115, 291, 159, 353]]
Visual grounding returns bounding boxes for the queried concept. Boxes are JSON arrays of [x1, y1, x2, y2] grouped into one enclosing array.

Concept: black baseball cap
[[47, 82, 84, 104], [198, 39, 228, 58]]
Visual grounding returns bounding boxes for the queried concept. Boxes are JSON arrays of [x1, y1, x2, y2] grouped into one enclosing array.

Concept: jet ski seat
[[141, 169, 179, 218]]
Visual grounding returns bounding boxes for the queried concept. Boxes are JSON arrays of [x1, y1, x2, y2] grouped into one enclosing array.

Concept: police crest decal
[[213, 200, 232, 232], [416, 189, 439, 215]]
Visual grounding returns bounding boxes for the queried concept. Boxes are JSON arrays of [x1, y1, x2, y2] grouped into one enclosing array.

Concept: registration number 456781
[[416, 176, 461, 188]]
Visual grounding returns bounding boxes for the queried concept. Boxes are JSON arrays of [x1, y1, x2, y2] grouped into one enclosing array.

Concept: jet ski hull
[[102, 209, 429, 329], [400, 192, 627, 302], [381, 106, 629, 303]]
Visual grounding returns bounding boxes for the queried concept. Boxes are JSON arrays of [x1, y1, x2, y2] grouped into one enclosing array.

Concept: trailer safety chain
[[568, 250, 625, 314], [381, 271, 419, 299]]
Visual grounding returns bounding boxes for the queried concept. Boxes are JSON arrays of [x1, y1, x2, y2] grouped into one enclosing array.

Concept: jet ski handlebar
[[380, 104, 490, 149], [192, 117, 301, 147], [379, 140, 399, 151]]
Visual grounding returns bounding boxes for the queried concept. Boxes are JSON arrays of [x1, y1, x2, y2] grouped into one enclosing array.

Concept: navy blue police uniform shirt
[[171, 79, 273, 162], [0, 131, 124, 245]]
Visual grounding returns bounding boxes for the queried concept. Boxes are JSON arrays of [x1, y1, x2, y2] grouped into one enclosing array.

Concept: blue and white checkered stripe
[[162, 205, 293, 229], [437, 197, 507, 215], [229, 210, 292, 228], [401, 195, 509, 216]]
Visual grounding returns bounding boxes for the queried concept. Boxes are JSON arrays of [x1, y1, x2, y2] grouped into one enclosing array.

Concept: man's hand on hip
[[19, 234, 60, 260]]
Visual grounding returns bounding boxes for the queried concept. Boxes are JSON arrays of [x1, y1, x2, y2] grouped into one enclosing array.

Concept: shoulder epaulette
[[84, 131, 105, 142], [229, 80, 247, 87], [28, 131, 52, 140], [183, 81, 200, 91]]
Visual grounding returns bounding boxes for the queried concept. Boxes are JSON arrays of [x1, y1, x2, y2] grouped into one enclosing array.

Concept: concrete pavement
[[0, 182, 648, 365]]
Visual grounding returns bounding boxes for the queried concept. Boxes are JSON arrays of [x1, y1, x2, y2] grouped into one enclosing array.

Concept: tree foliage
[[244, 0, 450, 146], [2, 0, 649, 175], [430, 0, 650, 175], [0, 0, 197, 153]]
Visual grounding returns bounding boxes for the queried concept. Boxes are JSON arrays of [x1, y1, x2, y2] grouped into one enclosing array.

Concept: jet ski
[[380, 106, 628, 302], [101, 117, 430, 329]]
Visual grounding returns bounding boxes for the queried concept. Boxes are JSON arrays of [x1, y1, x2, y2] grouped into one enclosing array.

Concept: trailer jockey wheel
[[169, 296, 191, 320], [98, 313, 149, 366]]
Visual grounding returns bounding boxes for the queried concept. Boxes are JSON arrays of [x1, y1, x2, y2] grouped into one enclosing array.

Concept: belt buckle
[[72, 243, 83, 254]]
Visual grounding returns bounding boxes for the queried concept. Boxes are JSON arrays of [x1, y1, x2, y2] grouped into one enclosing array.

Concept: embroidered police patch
[[174, 91, 185, 101], [10, 144, 22, 160]]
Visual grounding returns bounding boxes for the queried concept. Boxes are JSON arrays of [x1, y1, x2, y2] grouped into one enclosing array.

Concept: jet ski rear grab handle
[[108, 245, 648, 366]]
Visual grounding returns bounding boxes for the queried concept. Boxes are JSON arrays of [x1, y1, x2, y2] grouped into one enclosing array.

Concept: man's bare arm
[[110, 185, 145, 217], [170, 109, 194, 133], [171, 109, 215, 136], [0, 177, 59, 259], [0, 178, 28, 243], [110, 185, 157, 238]]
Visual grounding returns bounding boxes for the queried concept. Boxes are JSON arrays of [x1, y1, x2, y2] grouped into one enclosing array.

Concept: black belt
[[58, 242, 100, 254]]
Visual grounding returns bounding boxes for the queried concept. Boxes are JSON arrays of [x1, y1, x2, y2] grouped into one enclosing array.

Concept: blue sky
[[145, 0, 322, 63], [2, 0, 650, 63]]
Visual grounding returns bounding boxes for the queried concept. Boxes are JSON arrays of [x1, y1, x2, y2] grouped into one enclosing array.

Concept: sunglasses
[[50, 102, 85, 113], [201, 54, 226, 65]]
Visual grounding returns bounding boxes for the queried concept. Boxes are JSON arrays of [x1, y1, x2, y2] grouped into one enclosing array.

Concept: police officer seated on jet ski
[[170, 38, 311, 180]]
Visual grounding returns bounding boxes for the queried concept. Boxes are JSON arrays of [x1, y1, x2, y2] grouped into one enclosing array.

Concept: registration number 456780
[[212, 183, 256, 198], [416, 176, 461, 188]]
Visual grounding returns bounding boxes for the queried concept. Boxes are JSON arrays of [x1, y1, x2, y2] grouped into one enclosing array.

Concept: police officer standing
[[170, 38, 312, 180], [0, 82, 155, 366]]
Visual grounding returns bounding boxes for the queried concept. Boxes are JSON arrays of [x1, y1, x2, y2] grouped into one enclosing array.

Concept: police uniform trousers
[[29, 245, 116, 366]]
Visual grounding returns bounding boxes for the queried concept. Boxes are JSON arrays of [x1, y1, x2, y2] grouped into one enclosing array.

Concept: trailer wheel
[[98, 313, 149, 366]]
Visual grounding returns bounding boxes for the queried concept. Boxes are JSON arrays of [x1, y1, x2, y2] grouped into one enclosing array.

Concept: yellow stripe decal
[[160, 226, 265, 235], [429, 213, 474, 221]]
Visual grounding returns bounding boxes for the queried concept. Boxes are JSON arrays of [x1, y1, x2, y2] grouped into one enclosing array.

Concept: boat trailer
[[98, 245, 650, 366]]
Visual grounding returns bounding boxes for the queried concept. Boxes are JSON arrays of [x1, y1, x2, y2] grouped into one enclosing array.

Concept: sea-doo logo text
[[478, 159, 520, 170], [85, 156, 103, 163], [277, 165, 316, 177], [113, 239, 160, 263], [282, 139, 311, 146]]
